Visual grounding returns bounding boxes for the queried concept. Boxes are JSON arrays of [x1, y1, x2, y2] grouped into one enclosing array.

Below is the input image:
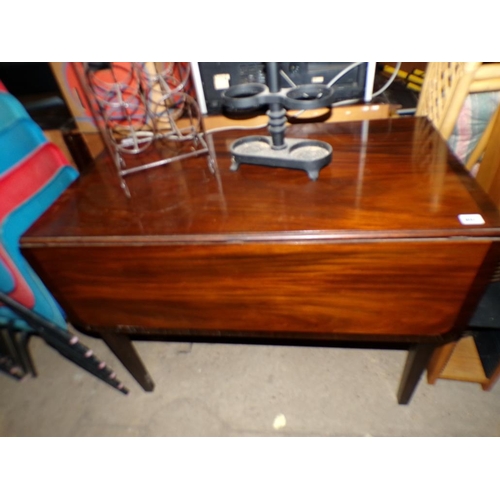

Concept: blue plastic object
[[0, 93, 31, 133], [0, 91, 79, 330], [0, 167, 79, 329], [0, 118, 47, 175], [0, 260, 15, 293]]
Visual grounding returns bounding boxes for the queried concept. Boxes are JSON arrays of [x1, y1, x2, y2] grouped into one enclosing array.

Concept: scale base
[[229, 136, 332, 180]]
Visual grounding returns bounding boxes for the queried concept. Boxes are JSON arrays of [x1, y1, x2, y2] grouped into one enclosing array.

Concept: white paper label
[[458, 214, 485, 225], [213, 73, 231, 90]]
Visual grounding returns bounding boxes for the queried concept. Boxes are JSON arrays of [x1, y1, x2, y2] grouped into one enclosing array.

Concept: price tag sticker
[[213, 73, 231, 90], [458, 214, 485, 225]]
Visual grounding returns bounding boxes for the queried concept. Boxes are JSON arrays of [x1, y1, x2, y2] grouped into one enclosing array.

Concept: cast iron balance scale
[[222, 62, 339, 180]]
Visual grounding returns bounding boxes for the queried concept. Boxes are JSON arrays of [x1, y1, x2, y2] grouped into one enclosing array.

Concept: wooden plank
[[439, 336, 488, 384], [427, 341, 458, 384], [22, 240, 490, 336]]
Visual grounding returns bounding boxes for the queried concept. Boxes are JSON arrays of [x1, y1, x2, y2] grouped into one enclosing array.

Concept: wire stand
[[222, 62, 338, 180], [81, 62, 214, 196]]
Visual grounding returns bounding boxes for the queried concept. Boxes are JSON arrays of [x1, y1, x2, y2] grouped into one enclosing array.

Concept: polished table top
[[22, 117, 500, 245]]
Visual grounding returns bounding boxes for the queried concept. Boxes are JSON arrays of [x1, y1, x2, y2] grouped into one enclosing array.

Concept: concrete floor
[[1, 333, 500, 436]]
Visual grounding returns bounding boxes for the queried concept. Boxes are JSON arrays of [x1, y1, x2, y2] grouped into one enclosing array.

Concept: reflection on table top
[[22, 117, 500, 245]]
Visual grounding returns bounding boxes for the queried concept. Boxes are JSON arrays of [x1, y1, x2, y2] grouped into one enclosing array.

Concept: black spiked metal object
[[0, 291, 129, 394], [222, 62, 336, 180]]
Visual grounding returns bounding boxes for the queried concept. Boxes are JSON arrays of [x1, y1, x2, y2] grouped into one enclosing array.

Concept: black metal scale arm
[[221, 62, 337, 180]]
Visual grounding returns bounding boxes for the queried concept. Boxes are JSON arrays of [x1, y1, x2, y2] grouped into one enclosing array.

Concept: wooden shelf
[[438, 335, 489, 384], [428, 333, 500, 391]]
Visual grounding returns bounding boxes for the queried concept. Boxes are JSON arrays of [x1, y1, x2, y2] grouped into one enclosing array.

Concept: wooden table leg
[[100, 332, 155, 392], [397, 343, 435, 404], [482, 362, 500, 391]]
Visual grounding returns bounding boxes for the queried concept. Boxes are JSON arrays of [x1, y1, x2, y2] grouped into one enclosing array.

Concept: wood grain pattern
[[427, 341, 458, 384], [439, 335, 488, 384], [23, 240, 490, 336], [22, 118, 500, 243], [20, 117, 500, 341]]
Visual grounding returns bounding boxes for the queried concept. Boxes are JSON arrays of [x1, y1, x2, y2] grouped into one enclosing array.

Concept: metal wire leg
[[12, 330, 37, 377], [0, 327, 26, 379]]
